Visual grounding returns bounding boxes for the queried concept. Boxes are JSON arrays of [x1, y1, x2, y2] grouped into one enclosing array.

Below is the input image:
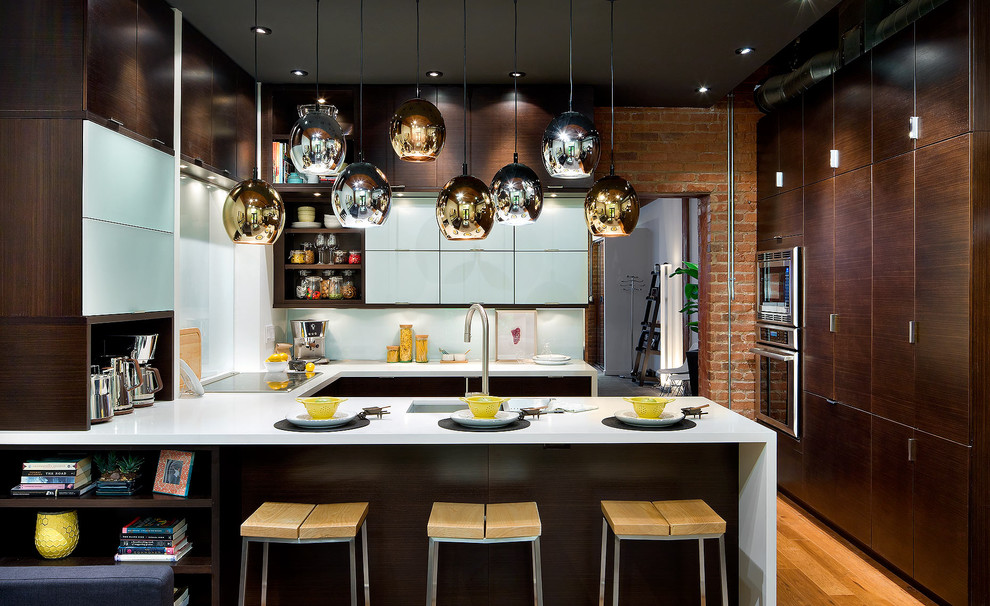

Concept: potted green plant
[[670, 262, 699, 396], [94, 452, 144, 496]]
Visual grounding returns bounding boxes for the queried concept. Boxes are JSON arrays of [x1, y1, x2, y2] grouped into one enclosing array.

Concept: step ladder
[[631, 264, 665, 386]]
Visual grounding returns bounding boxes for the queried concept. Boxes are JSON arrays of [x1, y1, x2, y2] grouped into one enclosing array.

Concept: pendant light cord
[[359, 0, 365, 160], [253, 0, 260, 178], [568, 0, 574, 112], [315, 0, 320, 103], [609, 0, 615, 176], [513, 0, 518, 162], [462, 0, 468, 175], [415, 0, 421, 98]]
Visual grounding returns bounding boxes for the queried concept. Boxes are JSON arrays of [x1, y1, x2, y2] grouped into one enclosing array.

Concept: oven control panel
[[757, 323, 798, 350]]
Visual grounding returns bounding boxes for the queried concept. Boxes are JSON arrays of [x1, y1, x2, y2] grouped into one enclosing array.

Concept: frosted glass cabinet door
[[364, 200, 440, 251], [439, 223, 514, 251], [82, 121, 175, 231], [514, 251, 589, 304], [514, 199, 589, 251], [439, 252, 515, 304], [82, 218, 174, 315], [365, 251, 440, 304]]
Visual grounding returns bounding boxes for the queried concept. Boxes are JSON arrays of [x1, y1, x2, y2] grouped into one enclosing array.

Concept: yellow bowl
[[459, 396, 509, 419], [623, 396, 675, 419], [296, 397, 347, 420]]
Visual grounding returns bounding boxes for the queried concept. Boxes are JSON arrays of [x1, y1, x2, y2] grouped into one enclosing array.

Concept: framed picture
[[495, 310, 538, 360], [153, 450, 195, 497]]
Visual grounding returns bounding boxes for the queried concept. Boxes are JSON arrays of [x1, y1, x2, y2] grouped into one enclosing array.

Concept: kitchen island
[[0, 387, 774, 605]]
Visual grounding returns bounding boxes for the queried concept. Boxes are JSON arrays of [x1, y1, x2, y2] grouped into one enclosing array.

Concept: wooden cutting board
[[179, 328, 202, 387]]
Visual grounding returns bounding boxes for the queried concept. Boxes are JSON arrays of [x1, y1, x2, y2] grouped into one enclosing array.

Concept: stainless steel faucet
[[464, 303, 489, 395]]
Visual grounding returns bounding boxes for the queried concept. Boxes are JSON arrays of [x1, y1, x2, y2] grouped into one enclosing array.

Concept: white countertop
[[287, 359, 600, 384]]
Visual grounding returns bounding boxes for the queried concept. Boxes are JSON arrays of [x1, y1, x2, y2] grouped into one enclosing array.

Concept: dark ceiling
[[168, 0, 841, 107]]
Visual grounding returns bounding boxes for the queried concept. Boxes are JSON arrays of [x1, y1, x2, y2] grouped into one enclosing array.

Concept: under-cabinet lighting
[[291, 69, 308, 77], [696, 86, 710, 93], [735, 47, 755, 55], [251, 26, 272, 35], [426, 70, 443, 78], [508, 71, 526, 78]]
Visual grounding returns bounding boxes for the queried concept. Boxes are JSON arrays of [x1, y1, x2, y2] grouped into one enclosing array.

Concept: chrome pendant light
[[491, 0, 543, 226], [436, 0, 494, 240], [585, 0, 639, 237], [222, 0, 285, 245], [332, 0, 391, 228], [389, 0, 446, 162], [541, 0, 601, 179], [289, 0, 347, 176]]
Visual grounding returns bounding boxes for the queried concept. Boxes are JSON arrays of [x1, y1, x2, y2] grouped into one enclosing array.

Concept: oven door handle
[[750, 347, 797, 362]]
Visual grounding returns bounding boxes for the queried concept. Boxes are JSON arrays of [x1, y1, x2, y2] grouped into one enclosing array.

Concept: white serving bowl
[[264, 360, 289, 373], [324, 214, 342, 228]]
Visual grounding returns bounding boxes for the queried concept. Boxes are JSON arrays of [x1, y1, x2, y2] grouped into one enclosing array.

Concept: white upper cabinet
[[514, 198, 589, 251], [514, 251, 589, 305], [364, 199, 440, 251], [439, 252, 515, 304], [82, 121, 174, 232], [365, 251, 440, 304], [439, 223, 514, 251], [82, 218, 174, 315]]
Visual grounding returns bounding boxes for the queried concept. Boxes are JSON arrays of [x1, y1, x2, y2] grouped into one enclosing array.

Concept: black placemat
[[437, 418, 531, 432], [274, 418, 371, 432], [601, 417, 697, 431]]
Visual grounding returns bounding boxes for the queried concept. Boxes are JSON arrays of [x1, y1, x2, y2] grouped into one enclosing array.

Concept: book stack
[[272, 141, 289, 183], [96, 477, 142, 497], [173, 585, 189, 606], [11, 456, 95, 497], [115, 517, 191, 563]]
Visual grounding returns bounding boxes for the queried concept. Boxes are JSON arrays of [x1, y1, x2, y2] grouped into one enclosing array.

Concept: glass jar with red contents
[[348, 250, 362, 264]]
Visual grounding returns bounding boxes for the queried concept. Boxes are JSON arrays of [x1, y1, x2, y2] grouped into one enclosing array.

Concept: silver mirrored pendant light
[[436, 0, 494, 240], [289, 0, 347, 176], [541, 0, 601, 179], [491, 0, 543, 226], [222, 0, 285, 245], [585, 0, 639, 237], [389, 0, 446, 162], [332, 0, 391, 228]]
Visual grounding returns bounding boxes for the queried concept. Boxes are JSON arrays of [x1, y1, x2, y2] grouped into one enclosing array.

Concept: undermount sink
[[406, 399, 468, 413]]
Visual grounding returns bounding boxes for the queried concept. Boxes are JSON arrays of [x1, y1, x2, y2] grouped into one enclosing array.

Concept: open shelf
[[0, 555, 213, 575], [285, 264, 362, 270], [0, 494, 213, 508]]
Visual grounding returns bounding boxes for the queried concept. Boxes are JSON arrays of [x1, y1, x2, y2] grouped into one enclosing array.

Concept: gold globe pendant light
[[222, 0, 285, 245], [389, 0, 446, 162], [332, 0, 391, 228], [585, 0, 639, 237], [491, 0, 543, 226], [436, 0, 495, 241], [289, 0, 347, 176], [542, 0, 601, 179]]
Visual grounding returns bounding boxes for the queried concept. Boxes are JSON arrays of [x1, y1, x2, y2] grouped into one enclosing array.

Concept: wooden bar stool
[[426, 501, 543, 606], [599, 499, 728, 606], [238, 501, 370, 606]]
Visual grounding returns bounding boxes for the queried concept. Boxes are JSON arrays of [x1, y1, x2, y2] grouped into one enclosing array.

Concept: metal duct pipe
[[875, 0, 947, 42]]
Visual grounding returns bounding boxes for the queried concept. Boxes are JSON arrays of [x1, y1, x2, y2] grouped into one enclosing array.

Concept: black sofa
[[0, 565, 173, 606]]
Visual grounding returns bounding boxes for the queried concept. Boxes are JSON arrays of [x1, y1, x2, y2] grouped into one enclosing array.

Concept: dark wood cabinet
[[802, 178, 834, 400], [180, 22, 213, 164], [871, 415, 915, 576], [134, 0, 174, 147], [776, 432, 806, 504], [914, 135, 971, 444], [803, 78, 833, 185], [436, 85, 468, 188], [871, 152, 915, 427], [756, 187, 803, 243], [756, 114, 779, 200], [832, 166, 872, 411], [871, 25, 915, 163], [915, 0, 970, 148], [833, 55, 872, 174], [778, 99, 804, 192], [209, 51, 238, 178]]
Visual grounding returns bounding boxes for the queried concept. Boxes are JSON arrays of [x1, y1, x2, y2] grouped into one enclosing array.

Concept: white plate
[[614, 409, 686, 427], [533, 354, 571, 362], [286, 410, 357, 428], [449, 409, 520, 428], [291, 221, 322, 228]]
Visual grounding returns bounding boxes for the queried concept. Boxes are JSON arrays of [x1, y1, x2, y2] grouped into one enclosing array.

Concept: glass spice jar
[[304, 274, 323, 299], [341, 270, 357, 299], [289, 249, 307, 264], [320, 270, 341, 299], [296, 270, 312, 299], [301, 242, 316, 264], [415, 334, 429, 363], [386, 345, 399, 363], [348, 250, 362, 264], [333, 248, 348, 265], [398, 324, 413, 362]]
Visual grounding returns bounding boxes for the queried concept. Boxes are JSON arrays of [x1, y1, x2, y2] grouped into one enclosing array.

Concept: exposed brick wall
[[594, 93, 760, 417]]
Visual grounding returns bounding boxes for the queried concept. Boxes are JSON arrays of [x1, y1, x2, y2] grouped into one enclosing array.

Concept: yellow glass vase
[[35, 510, 80, 559]]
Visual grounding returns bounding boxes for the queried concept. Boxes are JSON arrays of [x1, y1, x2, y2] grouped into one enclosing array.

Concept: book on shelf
[[22, 468, 92, 478], [173, 586, 189, 606], [22, 455, 92, 471], [120, 532, 186, 548], [121, 516, 188, 536], [20, 471, 92, 485], [9, 482, 95, 497], [95, 485, 143, 497], [272, 141, 289, 183], [114, 542, 192, 562], [12, 480, 90, 489], [118, 537, 189, 555]]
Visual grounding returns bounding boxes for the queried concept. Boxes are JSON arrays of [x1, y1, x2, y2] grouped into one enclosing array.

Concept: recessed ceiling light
[[508, 71, 526, 78], [291, 69, 308, 77], [425, 70, 443, 78], [317, 97, 326, 104], [251, 25, 272, 35], [696, 86, 710, 93], [735, 47, 755, 55]]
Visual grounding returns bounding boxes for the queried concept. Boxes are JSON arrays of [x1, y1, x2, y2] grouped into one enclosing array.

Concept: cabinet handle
[[544, 248, 560, 252], [775, 171, 784, 187], [151, 138, 165, 146], [829, 149, 839, 169], [826, 398, 838, 406], [908, 438, 917, 462], [544, 302, 560, 305], [469, 248, 484, 252], [108, 117, 124, 128], [908, 320, 917, 344], [829, 314, 838, 333], [909, 116, 921, 140]]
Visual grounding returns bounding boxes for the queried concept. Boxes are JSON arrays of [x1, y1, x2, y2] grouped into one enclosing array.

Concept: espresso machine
[[291, 320, 329, 364], [104, 334, 162, 407]]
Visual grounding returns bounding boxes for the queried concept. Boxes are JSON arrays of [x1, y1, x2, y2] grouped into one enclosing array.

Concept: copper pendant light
[[289, 0, 347, 176], [585, 0, 639, 237], [542, 0, 601, 179], [492, 0, 543, 226], [436, 0, 494, 240], [222, 0, 285, 245], [389, 0, 446, 162], [332, 0, 391, 228]]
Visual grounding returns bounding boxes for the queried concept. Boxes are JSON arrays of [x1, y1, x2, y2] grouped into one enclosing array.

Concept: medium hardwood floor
[[778, 494, 937, 605]]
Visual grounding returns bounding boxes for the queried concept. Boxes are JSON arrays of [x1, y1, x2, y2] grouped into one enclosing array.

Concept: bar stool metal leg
[[532, 537, 544, 606], [238, 537, 249, 606], [261, 541, 270, 606], [718, 534, 728, 606], [698, 538, 707, 604], [426, 538, 438, 606], [598, 519, 608, 606], [612, 535, 621, 606], [362, 523, 371, 606], [349, 536, 358, 606]]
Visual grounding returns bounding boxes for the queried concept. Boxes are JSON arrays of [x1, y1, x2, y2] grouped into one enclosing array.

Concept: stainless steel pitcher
[[132, 364, 163, 407], [108, 356, 143, 415], [88, 365, 114, 424]]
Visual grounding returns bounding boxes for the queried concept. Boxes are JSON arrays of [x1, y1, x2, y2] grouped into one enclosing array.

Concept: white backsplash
[[284, 308, 586, 362]]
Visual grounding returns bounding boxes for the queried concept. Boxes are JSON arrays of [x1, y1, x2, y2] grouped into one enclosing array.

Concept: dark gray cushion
[[0, 565, 173, 606]]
